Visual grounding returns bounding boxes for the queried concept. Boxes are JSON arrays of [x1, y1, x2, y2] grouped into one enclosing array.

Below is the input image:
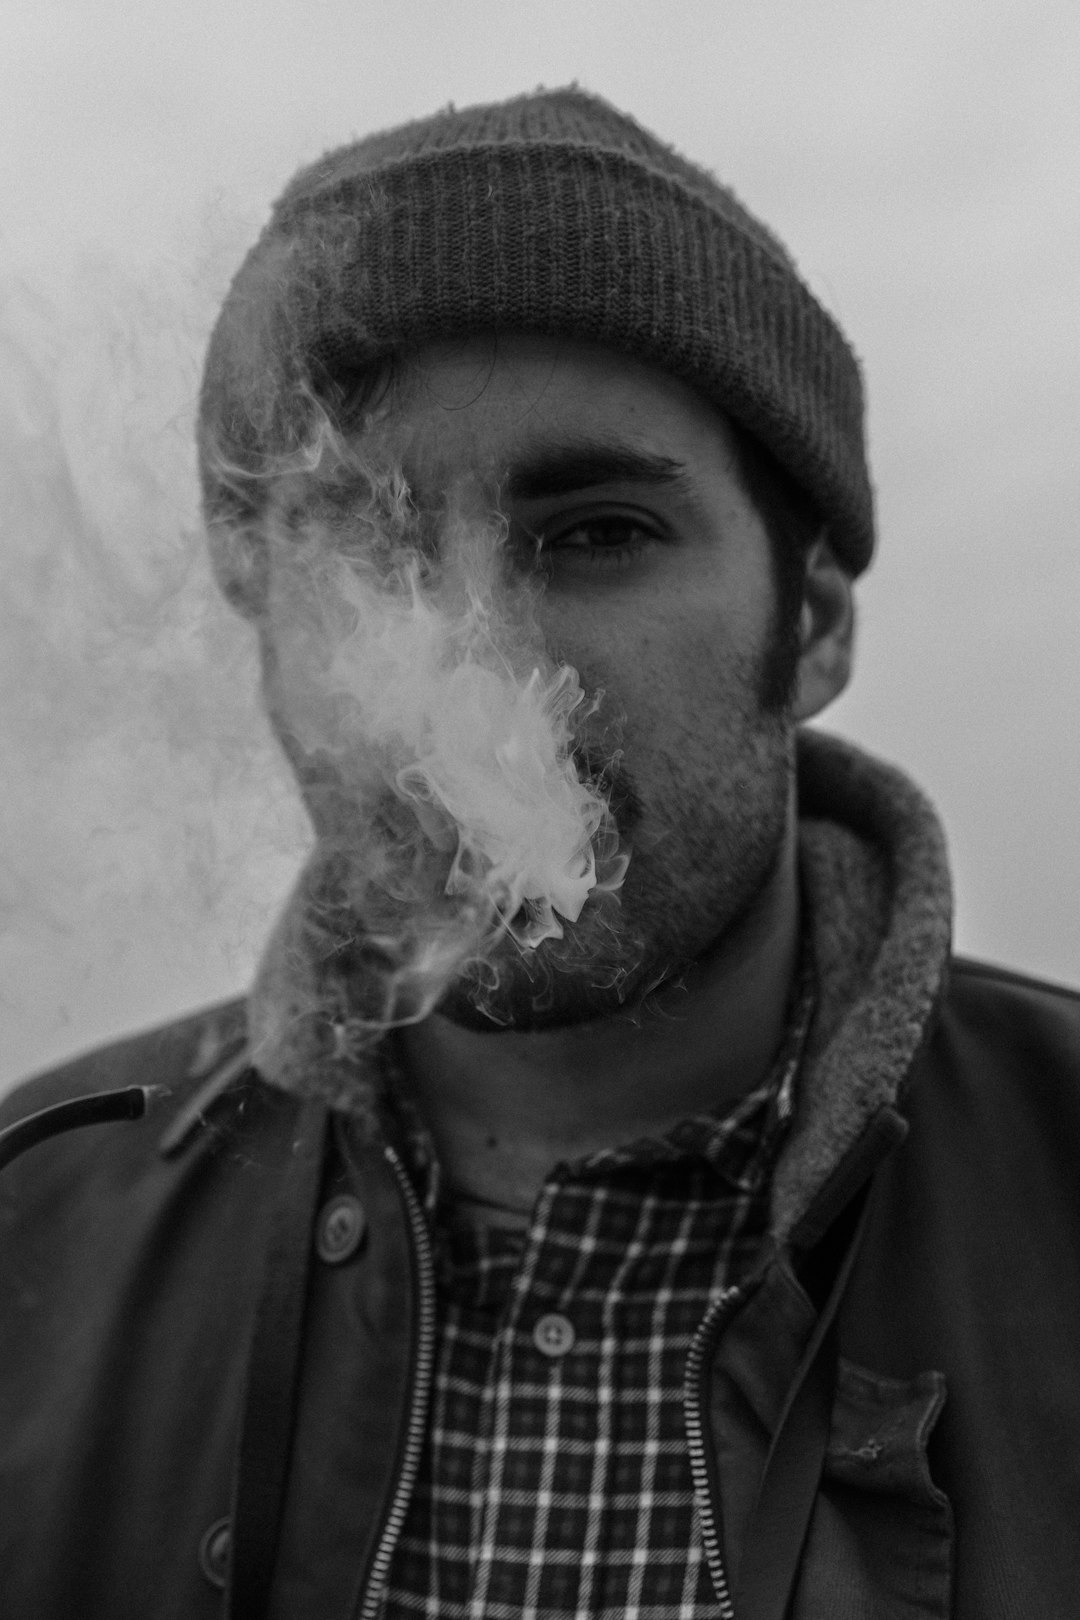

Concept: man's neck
[[400, 829, 801, 1216]]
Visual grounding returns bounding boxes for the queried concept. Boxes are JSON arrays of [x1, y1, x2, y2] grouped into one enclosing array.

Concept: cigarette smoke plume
[[235, 418, 630, 1073], [0, 255, 629, 1097]]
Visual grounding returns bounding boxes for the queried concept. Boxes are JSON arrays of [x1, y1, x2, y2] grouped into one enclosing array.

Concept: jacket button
[[533, 1312, 576, 1357], [316, 1194, 367, 1263], [199, 1517, 231, 1589]]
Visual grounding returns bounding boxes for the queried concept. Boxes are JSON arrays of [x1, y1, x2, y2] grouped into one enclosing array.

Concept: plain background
[[1, 0, 1078, 1091]]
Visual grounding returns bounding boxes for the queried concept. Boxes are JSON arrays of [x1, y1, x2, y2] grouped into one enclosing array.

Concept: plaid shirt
[[380, 998, 809, 1620]]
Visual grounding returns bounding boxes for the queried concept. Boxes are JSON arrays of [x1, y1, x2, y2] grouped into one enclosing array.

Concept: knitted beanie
[[199, 87, 874, 598]]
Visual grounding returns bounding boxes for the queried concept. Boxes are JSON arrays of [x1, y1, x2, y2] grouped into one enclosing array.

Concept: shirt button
[[533, 1312, 576, 1357], [315, 1194, 367, 1264], [199, 1517, 231, 1589]]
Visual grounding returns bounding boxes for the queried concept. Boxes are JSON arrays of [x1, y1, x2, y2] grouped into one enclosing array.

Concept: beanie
[[199, 87, 874, 598]]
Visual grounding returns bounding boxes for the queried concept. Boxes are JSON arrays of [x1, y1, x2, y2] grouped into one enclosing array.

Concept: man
[[2, 87, 1080, 1620]]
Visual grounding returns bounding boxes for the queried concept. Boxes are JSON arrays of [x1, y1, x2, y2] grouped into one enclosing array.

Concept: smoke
[[0, 258, 308, 1089], [235, 417, 629, 1057], [0, 255, 628, 1093]]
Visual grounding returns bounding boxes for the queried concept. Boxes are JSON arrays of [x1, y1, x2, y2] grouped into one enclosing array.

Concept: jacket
[[3, 732, 1080, 1619]]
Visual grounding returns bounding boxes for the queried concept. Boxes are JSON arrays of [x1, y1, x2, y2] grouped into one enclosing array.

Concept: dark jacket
[[3, 737, 1080, 1618], [3, 964, 1080, 1619]]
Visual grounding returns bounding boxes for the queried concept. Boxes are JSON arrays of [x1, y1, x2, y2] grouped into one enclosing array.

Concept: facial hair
[[436, 658, 795, 1032]]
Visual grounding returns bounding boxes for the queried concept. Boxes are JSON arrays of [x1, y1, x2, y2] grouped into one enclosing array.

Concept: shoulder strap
[[225, 1097, 329, 1620]]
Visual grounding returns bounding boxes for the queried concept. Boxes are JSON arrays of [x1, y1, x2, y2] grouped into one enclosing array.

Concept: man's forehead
[[351, 335, 736, 503], [364, 434, 697, 513]]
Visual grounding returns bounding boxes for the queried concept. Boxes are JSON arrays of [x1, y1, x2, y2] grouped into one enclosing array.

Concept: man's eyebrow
[[503, 441, 688, 502]]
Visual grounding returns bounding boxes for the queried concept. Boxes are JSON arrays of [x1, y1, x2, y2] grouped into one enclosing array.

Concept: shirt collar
[[380, 937, 817, 1210], [563, 950, 816, 1194]]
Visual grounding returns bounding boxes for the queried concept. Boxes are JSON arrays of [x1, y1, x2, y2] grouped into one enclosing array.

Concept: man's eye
[[539, 513, 662, 571]]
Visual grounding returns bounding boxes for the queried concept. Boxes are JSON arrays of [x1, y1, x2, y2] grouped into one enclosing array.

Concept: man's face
[[263, 335, 802, 1029]]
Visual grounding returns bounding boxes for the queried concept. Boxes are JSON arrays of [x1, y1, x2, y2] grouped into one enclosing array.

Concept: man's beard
[[265, 599, 798, 1044], [430, 715, 794, 1033], [430, 603, 799, 1033]]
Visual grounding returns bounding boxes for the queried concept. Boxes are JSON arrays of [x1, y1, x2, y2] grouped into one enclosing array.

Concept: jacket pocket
[[792, 1357, 953, 1619]]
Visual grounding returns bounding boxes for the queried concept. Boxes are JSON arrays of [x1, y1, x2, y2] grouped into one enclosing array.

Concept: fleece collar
[[247, 729, 954, 1224], [771, 728, 953, 1243]]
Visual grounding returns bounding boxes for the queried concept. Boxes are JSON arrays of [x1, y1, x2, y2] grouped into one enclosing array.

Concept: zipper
[[355, 1145, 438, 1620], [684, 1284, 745, 1620]]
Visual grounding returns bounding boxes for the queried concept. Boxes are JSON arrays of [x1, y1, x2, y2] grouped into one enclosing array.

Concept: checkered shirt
[[379, 998, 809, 1620]]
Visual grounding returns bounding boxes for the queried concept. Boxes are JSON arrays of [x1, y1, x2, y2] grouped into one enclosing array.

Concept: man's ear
[[792, 535, 855, 721]]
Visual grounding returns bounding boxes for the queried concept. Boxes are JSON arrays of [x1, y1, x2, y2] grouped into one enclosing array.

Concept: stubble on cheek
[[439, 692, 793, 1033]]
